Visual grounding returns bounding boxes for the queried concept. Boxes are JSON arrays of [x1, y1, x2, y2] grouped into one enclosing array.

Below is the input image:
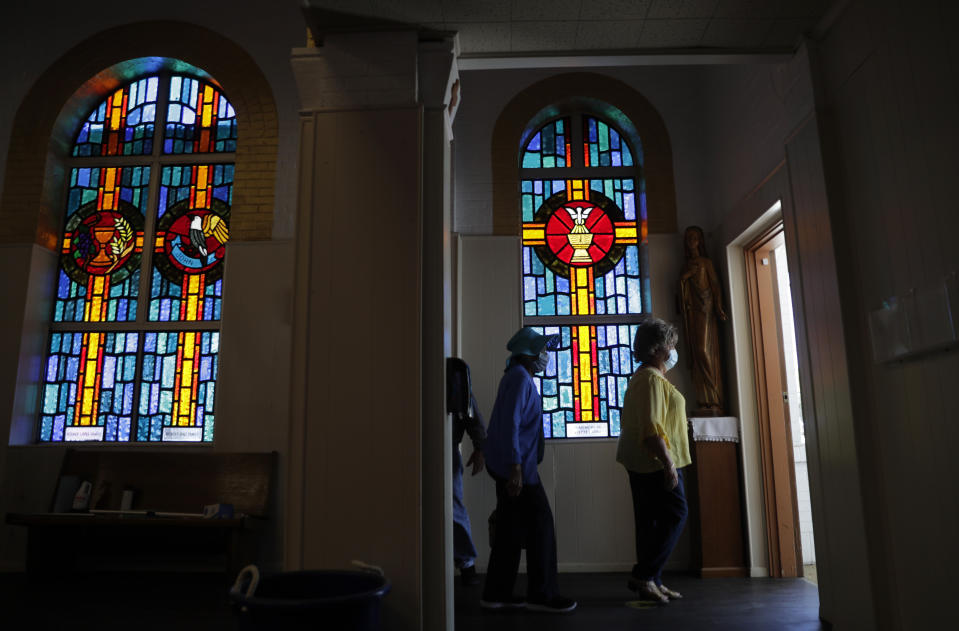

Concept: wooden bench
[[6, 449, 277, 575]]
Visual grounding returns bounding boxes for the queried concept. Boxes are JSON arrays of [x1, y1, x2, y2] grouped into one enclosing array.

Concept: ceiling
[[303, 0, 839, 58]]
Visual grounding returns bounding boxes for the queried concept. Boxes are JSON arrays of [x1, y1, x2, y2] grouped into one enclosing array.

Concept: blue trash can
[[230, 565, 391, 630]]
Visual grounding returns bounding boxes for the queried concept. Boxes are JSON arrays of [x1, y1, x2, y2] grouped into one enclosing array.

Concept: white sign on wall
[[64, 426, 106, 441], [565, 422, 609, 438], [162, 427, 203, 442]]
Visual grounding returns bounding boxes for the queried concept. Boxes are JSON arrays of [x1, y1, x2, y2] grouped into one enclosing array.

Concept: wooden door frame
[[744, 223, 804, 577]]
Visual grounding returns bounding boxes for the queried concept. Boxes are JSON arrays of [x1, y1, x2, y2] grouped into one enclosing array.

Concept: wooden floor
[[0, 570, 823, 630], [456, 572, 825, 631]]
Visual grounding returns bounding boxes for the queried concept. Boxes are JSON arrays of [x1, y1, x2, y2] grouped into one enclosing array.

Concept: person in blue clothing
[[481, 327, 577, 614], [452, 392, 486, 586]]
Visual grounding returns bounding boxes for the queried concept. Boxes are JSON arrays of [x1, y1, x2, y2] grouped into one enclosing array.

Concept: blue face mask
[[664, 349, 679, 371], [534, 350, 550, 373]]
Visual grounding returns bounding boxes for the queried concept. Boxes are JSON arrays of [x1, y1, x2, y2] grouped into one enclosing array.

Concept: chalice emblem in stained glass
[[62, 202, 143, 285], [523, 187, 639, 429], [565, 205, 594, 264], [543, 199, 617, 271]]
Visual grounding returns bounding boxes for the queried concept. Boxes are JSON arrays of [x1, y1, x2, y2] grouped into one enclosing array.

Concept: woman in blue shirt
[[481, 327, 577, 614]]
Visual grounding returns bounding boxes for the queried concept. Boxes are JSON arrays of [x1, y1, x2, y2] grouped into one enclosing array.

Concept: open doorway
[[745, 224, 815, 581]]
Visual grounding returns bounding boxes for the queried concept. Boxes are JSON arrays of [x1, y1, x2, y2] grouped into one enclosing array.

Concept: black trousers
[[627, 468, 688, 584], [482, 472, 559, 602]]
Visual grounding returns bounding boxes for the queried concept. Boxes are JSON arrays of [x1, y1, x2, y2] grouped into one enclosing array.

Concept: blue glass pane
[[584, 116, 639, 168], [138, 331, 219, 442], [38, 332, 139, 442], [528, 325, 638, 439], [73, 77, 159, 157], [520, 118, 569, 169], [164, 76, 237, 154]]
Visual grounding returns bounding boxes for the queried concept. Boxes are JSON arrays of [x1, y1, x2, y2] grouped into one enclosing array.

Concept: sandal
[[627, 578, 668, 604], [657, 584, 683, 600]]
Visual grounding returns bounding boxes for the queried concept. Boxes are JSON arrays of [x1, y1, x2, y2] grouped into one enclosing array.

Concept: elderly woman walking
[[481, 326, 577, 614], [617, 316, 690, 603]]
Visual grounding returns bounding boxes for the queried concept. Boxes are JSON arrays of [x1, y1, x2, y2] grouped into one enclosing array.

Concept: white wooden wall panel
[[817, 1, 959, 626], [457, 235, 520, 567], [785, 119, 875, 628]]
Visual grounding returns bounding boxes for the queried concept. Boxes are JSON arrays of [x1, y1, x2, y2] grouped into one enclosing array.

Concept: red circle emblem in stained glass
[[164, 210, 229, 274], [544, 201, 615, 267], [61, 200, 143, 286], [70, 210, 135, 276]]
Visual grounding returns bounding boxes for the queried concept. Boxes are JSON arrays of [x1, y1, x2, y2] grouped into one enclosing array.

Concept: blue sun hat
[[506, 326, 559, 357]]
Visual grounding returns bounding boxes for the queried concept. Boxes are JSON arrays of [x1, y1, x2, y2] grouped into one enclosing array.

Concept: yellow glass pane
[[109, 91, 123, 130], [568, 179, 586, 201], [576, 286, 589, 315], [578, 355, 590, 379], [185, 295, 197, 320], [523, 228, 545, 241], [580, 381, 592, 403], [80, 389, 95, 418], [201, 86, 214, 127]]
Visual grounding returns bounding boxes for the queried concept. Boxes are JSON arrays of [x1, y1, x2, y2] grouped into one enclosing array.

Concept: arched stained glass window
[[520, 111, 649, 439], [40, 69, 235, 443]]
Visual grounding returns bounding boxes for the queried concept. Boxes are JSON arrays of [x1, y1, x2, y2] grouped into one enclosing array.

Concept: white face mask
[[664, 348, 679, 371], [533, 349, 550, 373]]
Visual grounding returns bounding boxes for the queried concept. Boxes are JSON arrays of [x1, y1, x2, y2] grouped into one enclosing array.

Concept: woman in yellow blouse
[[616, 316, 690, 604]]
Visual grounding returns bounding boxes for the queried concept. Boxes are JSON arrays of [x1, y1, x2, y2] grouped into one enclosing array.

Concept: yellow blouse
[[616, 367, 691, 474]]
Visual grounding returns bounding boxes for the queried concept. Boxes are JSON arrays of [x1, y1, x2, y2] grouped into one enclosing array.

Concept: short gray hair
[[632, 316, 678, 364]]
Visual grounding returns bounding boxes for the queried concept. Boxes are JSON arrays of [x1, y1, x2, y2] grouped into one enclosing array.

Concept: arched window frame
[[519, 105, 650, 440], [38, 61, 236, 444]]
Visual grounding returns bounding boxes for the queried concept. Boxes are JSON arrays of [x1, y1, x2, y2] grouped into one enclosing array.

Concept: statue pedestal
[[686, 416, 748, 577]]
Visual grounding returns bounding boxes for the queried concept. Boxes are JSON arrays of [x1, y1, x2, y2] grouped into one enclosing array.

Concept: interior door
[[745, 228, 803, 577]]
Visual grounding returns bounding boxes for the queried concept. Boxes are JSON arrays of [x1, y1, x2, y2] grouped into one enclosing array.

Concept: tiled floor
[[455, 572, 825, 631]]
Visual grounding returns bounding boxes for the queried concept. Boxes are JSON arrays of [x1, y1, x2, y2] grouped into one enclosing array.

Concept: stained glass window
[[522, 117, 571, 168], [40, 70, 235, 443], [520, 113, 648, 439], [138, 331, 219, 442], [55, 166, 149, 323], [164, 76, 237, 154], [584, 116, 634, 167], [150, 164, 231, 322], [39, 332, 139, 442], [73, 77, 159, 157]]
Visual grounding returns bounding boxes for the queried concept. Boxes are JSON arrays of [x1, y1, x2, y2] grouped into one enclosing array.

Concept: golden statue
[[679, 226, 728, 416]]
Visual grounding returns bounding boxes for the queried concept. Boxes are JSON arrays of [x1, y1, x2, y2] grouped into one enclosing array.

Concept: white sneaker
[[480, 595, 526, 610]]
